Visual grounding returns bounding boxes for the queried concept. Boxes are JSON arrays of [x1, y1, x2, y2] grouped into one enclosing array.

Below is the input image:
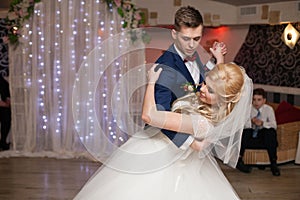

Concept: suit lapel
[[175, 59, 195, 84], [168, 45, 195, 84]]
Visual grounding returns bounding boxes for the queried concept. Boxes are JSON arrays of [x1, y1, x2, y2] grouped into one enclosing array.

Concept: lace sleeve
[[191, 114, 212, 140]]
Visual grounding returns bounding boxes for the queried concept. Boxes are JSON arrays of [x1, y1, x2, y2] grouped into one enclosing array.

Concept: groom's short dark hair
[[174, 6, 203, 31]]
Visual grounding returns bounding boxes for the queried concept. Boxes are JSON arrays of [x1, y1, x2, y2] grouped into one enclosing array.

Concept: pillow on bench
[[275, 101, 300, 125]]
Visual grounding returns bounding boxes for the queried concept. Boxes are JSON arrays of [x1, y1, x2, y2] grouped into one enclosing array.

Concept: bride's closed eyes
[[198, 79, 218, 105], [201, 81, 215, 94], [176, 31, 202, 42]]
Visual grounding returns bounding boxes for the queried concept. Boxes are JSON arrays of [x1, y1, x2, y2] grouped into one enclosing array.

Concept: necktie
[[252, 109, 261, 138], [184, 55, 197, 62]]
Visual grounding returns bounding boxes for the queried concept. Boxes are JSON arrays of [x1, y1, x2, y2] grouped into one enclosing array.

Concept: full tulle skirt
[[74, 129, 240, 200]]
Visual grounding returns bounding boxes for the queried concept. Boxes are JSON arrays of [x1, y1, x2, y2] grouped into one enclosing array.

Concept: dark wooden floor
[[0, 157, 299, 200]]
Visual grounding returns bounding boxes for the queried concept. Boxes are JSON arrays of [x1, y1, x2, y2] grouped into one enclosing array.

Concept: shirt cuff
[[206, 59, 215, 70], [179, 135, 194, 150]]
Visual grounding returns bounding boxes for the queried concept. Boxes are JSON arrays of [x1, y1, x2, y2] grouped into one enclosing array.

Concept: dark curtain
[[0, 18, 9, 76]]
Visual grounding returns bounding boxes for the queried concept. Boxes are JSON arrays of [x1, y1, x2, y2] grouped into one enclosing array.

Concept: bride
[[74, 62, 253, 200]]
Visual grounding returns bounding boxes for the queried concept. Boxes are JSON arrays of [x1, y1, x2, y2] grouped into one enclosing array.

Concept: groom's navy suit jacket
[[154, 44, 208, 147]]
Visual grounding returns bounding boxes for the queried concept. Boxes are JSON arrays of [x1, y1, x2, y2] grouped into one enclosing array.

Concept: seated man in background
[[237, 88, 280, 176]]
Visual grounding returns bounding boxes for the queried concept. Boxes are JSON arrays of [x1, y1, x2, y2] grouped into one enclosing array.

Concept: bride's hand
[[210, 42, 226, 64], [210, 42, 227, 55], [147, 64, 162, 84], [190, 139, 208, 151]]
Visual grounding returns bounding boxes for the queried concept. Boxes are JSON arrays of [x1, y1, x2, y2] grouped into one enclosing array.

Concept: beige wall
[[144, 25, 249, 64], [136, 0, 237, 25], [136, 0, 300, 25]]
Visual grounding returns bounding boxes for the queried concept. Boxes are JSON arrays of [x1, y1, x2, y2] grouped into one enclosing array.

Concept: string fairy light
[[11, 0, 145, 154], [69, 0, 131, 147]]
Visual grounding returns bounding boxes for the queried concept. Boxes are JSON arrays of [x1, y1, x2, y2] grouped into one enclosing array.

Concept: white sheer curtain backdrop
[[1, 0, 146, 159]]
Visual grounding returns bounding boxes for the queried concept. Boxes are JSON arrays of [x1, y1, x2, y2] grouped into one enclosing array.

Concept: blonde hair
[[173, 62, 245, 124]]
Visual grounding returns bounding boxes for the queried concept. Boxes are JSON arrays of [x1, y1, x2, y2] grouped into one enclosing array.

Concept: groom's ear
[[171, 29, 177, 40]]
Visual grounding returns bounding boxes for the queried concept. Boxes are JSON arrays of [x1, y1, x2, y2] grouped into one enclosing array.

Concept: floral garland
[[105, 0, 150, 43], [106, 0, 144, 29], [5, 0, 41, 46], [5, 0, 149, 46]]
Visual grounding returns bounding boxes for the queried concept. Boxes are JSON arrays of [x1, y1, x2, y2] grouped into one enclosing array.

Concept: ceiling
[[210, 0, 296, 6], [0, 0, 296, 9]]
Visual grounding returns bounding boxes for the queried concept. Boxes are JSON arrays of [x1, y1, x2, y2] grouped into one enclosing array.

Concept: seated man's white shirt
[[244, 104, 277, 130]]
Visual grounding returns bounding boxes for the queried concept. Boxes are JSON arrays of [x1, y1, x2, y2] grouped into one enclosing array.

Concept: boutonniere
[[181, 82, 199, 93]]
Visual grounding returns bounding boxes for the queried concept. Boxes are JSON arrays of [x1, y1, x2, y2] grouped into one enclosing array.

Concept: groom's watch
[[206, 57, 216, 70]]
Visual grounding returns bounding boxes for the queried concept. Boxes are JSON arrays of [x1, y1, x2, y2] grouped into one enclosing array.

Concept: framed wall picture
[[140, 8, 149, 25]]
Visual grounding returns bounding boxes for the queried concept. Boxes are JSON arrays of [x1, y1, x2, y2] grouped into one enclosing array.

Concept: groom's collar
[[173, 44, 185, 61], [173, 44, 197, 63]]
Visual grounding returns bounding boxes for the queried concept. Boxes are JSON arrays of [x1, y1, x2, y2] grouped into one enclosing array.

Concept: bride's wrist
[[148, 81, 156, 85]]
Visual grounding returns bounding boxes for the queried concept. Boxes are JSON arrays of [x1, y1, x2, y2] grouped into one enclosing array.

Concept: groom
[[154, 6, 226, 151]]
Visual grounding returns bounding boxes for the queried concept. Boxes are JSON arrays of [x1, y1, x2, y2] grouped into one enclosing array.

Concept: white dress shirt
[[244, 104, 277, 130], [173, 45, 199, 150], [174, 45, 200, 84]]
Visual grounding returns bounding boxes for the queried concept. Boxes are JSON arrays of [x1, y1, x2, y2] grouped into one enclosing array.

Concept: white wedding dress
[[74, 114, 240, 200], [74, 65, 253, 200]]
